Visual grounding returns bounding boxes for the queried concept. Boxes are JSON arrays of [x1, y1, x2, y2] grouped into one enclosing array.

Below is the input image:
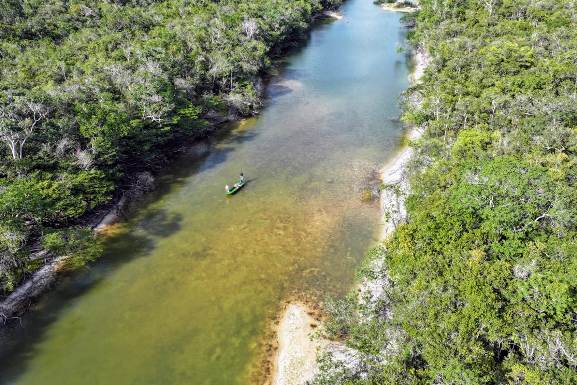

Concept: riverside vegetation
[[317, 1, 577, 384], [0, 0, 341, 296], [0, 4, 412, 384]]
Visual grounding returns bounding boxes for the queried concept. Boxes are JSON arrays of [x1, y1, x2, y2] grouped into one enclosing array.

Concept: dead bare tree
[[242, 19, 258, 39], [481, 0, 497, 17], [0, 98, 49, 160]]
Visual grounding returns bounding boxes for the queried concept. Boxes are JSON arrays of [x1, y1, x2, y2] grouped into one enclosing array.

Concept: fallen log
[[0, 256, 68, 324]]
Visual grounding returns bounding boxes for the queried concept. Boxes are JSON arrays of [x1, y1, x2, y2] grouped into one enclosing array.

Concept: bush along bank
[[0, 0, 343, 321], [315, 1, 577, 384]]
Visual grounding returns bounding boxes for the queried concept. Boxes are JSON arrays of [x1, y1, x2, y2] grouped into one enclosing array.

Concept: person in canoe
[[225, 173, 246, 195]]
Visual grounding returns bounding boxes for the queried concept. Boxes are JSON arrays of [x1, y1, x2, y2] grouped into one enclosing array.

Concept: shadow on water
[[0, 82, 266, 384], [262, 18, 337, 102], [0, 206, 185, 384], [0, 120, 263, 383], [223, 128, 259, 146], [0, 124, 229, 384], [0, 235, 147, 383], [135, 122, 260, 205], [268, 84, 294, 99], [0, 72, 272, 379], [280, 67, 308, 81], [140, 211, 183, 238]]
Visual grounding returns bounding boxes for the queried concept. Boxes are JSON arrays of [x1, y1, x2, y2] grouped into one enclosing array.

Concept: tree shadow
[[166, 127, 258, 178], [276, 68, 307, 81], [0, 230, 152, 383], [223, 129, 259, 146], [139, 211, 182, 238], [0, 206, 184, 384], [268, 84, 294, 99]]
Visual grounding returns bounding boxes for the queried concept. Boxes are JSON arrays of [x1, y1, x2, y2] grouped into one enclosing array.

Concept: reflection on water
[[0, 1, 409, 384]]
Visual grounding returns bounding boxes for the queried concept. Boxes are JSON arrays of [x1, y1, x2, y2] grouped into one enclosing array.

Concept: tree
[[317, 0, 577, 383], [0, 0, 345, 297], [0, 96, 49, 160]]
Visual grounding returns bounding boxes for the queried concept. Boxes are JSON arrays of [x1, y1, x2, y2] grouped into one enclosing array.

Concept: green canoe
[[226, 180, 246, 195]]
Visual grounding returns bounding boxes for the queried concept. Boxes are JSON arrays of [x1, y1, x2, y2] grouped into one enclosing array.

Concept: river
[[0, 1, 409, 384]]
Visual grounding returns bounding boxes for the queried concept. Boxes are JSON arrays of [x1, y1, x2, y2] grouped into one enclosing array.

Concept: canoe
[[226, 180, 246, 195]]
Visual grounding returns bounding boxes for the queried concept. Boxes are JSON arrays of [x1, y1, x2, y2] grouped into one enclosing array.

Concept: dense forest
[[0, 0, 342, 295], [318, 0, 577, 384]]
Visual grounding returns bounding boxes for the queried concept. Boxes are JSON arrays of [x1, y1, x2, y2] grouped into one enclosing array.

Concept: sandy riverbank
[[379, 48, 428, 240], [271, 303, 324, 385], [380, 4, 418, 13], [269, 46, 429, 385], [322, 10, 344, 20], [380, 1, 418, 13]]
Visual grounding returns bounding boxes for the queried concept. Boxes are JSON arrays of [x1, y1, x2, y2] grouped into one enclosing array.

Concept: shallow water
[[0, 2, 409, 384]]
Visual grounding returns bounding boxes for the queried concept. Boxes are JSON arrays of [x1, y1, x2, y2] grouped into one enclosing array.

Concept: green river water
[[0, 2, 409, 384]]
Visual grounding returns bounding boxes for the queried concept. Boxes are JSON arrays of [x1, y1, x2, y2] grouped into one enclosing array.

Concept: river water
[[0, 2, 409, 384]]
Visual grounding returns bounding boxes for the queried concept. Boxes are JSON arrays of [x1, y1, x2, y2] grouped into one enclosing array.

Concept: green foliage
[[0, 0, 342, 294], [319, 0, 577, 383], [0, 171, 112, 224], [324, 294, 359, 339], [42, 227, 103, 268]]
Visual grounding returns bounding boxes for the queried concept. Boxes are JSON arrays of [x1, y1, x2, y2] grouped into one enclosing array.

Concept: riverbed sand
[[380, 4, 418, 13], [272, 303, 324, 385]]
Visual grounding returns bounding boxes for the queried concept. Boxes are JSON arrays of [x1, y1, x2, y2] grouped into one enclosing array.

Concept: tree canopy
[[0, 0, 341, 293], [317, 1, 577, 384]]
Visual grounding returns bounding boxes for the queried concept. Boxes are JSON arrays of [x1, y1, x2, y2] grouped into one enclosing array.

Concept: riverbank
[[0, 1, 415, 384], [0, 2, 346, 327], [269, 42, 428, 385], [271, 303, 323, 385], [379, 49, 428, 240], [379, 1, 418, 13], [321, 10, 344, 20]]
